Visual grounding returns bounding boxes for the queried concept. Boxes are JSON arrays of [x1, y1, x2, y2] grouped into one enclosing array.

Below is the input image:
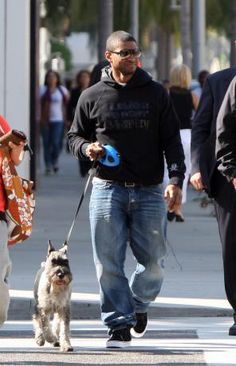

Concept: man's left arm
[[159, 91, 185, 210], [160, 92, 185, 186]]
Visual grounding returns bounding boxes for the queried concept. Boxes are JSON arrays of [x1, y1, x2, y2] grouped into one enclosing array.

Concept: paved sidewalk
[[8, 150, 232, 320]]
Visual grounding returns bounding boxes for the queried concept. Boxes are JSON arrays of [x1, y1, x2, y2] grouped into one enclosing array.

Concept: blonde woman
[[167, 64, 199, 222]]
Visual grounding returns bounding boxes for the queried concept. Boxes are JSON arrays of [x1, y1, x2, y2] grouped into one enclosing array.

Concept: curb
[[8, 297, 233, 320]]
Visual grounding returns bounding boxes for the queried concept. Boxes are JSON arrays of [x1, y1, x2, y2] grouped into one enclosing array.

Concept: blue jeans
[[89, 178, 167, 330], [41, 121, 64, 169]]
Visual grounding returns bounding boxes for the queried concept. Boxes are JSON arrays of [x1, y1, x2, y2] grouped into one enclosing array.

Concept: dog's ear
[[47, 240, 55, 255], [59, 241, 68, 254], [60, 243, 68, 254]]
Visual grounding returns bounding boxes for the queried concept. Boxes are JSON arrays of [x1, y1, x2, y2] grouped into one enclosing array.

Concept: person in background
[[68, 30, 185, 348], [67, 70, 91, 125], [64, 78, 73, 93], [161, 79, 170, 91], [67, 70, 91, 177], [40, 69, 70, 175], [166, 64, 198, 222], [0, 115, 25, 326], [190, 66, 236, 336], [89, 60, 110, 86], [193, 69, 210, 99]]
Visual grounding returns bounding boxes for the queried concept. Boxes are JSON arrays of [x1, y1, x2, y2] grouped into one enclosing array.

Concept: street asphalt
[[7, 149, 233, 321]]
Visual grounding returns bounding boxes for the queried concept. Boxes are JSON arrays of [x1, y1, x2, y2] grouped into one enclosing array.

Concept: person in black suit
[[190, 67, 236, 336]]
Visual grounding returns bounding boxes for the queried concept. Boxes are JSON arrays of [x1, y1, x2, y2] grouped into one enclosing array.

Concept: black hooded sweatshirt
[[68, 66, 185, 187]]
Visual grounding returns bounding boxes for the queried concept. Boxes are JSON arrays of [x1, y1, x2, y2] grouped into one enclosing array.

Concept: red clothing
[[0, 115, 11, 212], [0, 115, 11, 135], [0, 165, 6, 212]]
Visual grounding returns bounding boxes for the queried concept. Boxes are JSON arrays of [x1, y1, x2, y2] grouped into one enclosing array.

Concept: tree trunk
[[98, 0, 113, 62], [156, 27, 172, 81], [129, 0, 139, 42], [180, 0, 192, 68], [230, 0, 236, 67]]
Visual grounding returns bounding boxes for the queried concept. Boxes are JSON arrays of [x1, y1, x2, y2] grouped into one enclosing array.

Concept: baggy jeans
[[0, 220, 12, 326], [89, 178, 167, 330]]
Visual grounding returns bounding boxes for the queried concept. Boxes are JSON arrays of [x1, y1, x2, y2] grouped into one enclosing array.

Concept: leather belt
[[93, 177, 157, 187], [118, 181, 144, 187]]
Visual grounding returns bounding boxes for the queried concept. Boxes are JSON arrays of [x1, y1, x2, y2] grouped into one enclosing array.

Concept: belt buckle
[[124, 182, 135, 188]]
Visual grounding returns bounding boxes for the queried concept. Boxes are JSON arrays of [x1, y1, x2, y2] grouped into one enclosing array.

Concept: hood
[[101, 65, 152, 88]]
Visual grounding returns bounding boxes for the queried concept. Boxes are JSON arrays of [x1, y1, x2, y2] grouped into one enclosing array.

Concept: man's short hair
[[106, 30, 137, 51]]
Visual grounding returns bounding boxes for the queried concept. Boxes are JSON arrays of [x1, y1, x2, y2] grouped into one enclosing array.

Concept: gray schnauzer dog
[[32, 240, 73, 352]]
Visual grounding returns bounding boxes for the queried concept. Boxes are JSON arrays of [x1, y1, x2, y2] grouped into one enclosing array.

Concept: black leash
[[64, 161, 96, 246]]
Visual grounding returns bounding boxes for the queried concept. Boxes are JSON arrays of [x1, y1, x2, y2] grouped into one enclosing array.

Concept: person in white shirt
[[40, 69, 69, 175]]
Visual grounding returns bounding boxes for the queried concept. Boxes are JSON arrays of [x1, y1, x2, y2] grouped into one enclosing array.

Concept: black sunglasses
[[109, 48, 142, 58]]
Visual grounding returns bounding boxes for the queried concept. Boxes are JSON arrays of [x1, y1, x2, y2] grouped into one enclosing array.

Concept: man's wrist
[[169, 177, 183, 189]]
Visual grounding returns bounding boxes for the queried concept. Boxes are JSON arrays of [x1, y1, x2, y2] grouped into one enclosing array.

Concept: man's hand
[[190, 172, 205, 191], [232, 178, 236, 189], [86, 142, 105, 161], [164, 184, 182, 212]]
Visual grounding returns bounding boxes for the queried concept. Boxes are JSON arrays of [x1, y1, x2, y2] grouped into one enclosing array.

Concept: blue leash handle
[[99, 145, 120, 167]]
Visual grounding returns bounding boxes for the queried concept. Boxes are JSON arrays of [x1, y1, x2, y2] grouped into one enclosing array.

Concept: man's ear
[[105, 51, 112, 63]]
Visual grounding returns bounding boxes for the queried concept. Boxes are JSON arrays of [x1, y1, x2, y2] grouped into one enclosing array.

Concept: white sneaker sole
[[130, 326, 147, 338], [106, 340, 132, 348]]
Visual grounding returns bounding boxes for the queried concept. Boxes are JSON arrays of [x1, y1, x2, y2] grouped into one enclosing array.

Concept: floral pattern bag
[[0, 148, 35, 245]]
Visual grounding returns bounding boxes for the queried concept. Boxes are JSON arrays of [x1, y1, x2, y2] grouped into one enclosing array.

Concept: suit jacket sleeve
[[191, 77, 214, 175], [216, 76, 236, 180]]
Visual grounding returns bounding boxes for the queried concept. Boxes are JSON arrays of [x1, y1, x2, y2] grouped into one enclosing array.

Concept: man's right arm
[[215, 76, 236, 185], [190, 77, 214, 190], [67, 91, 94, 160]]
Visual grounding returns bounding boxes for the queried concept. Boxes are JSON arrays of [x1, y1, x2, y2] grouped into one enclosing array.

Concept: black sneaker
[[131, 312, 148, 338], [106, 327, 132, 348], [45, 168, 52, 176], [229, 313, 236, 335], [175, 213, 185, 222], [167, 211, 175, 222], [53, 165, 59, 173], [229, 322, 236, 335]]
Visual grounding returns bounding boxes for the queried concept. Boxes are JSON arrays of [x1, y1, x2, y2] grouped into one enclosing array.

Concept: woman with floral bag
[[0, 115, 25, 326]]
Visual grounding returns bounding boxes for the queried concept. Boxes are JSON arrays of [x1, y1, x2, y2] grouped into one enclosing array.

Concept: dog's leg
[[32, 310, 45, 347], [52, 313, 60, 347], [58, 307, 73, 352], [40, 309, 58, 345]]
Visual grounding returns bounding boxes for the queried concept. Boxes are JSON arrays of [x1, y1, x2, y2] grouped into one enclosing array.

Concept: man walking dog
[[68, 30, 185, 348]]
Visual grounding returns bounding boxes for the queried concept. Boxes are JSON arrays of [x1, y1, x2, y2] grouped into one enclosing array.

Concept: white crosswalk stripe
[[0, 318, 235, 365]]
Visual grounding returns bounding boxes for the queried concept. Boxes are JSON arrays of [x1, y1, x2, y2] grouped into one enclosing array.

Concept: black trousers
[[213, 170, 236, 312]]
